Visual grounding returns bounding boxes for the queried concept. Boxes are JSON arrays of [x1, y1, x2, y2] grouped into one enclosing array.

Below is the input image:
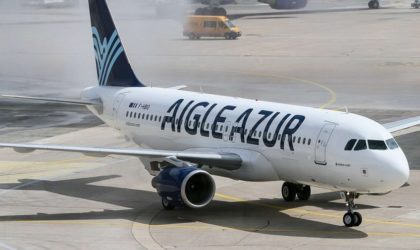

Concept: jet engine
[[152, 166, 215, 209], [258, 0, 308, 9]]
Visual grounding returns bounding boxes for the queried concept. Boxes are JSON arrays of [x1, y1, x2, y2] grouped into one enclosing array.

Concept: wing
[[1, 95, 100, 106], [0, 143, 242, 170], [383, 116, 420, 134]]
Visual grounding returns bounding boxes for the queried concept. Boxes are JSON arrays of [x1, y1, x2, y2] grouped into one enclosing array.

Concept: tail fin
[[89, 0, 144, 87]]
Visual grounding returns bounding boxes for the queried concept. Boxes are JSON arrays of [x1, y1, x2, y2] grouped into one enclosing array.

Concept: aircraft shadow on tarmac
[[0, 175, 373, 238]]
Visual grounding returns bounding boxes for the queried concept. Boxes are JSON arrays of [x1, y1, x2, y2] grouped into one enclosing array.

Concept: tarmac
[[1, 0, 420, 249]]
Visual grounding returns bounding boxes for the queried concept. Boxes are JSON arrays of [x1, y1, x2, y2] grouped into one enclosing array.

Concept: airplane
[[20, 0, 78, 8], [1, 0, 419, 227], [157, 0, 381, 16]]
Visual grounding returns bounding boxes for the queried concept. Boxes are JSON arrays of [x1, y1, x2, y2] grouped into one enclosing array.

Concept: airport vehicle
[[183, 15, 241, 40], [412, 0, 420, 8], [1, 0, 419, 228], [157, 0, 381, 17]]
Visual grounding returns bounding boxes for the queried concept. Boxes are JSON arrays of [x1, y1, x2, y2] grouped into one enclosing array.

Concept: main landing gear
[[162, 197, 175, 210], [281, 182, 311, 201], [368, 0, 380, 9], [342, 192, 362, 227]]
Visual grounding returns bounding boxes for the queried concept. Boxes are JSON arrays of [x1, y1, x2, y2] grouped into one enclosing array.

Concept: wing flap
[[0, 143, 242, 170]]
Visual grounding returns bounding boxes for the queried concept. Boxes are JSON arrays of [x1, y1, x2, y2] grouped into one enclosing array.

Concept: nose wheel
[[342, 192, 362, 227]]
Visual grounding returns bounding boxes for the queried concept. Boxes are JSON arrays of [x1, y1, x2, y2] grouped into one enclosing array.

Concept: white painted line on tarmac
[[0, 241, 17, 250]]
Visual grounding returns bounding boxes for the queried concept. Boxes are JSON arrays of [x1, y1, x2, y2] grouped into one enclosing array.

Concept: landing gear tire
[[353, 211, 362, 226], [368, 0, 379, 9], [282, 182, 297, 201], [162, 198, 175, 210], [343, 212, 355, 227], [297, 185, 311, 201]]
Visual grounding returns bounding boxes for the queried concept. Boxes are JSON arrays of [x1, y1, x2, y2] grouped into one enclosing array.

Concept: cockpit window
[[354, 140, 367, 151], [345, 139, 357, 151], [386, 138, 399, 150], [368, 140, 387, 150]]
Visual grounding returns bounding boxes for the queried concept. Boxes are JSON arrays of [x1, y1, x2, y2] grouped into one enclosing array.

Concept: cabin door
[[314, 122, 336, 165], [112, 93, 126, 130]]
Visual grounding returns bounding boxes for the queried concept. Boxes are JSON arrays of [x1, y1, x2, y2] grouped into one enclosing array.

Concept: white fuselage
[[82, 86, 410, 194]]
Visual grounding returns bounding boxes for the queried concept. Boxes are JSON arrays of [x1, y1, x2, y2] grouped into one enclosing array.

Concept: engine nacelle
[[258, 0, 308, 9], [152, 167, 215, 209]]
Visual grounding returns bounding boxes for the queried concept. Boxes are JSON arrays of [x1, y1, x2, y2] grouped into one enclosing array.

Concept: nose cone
[[385, 150, 410, 191]]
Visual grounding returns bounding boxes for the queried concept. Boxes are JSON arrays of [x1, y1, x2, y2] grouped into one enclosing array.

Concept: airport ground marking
[[237, 70, 337, 109], [6, 219, 420, 239], [215, 192, 420, 230]]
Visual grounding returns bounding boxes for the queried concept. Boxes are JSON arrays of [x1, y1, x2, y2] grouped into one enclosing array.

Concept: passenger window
[[303, 138, 306, 144], [354, 140, 367, 151], [188, 121, 191, 127], [138, 113, 141, 119], [293, 136, 296, 143], [146, 114, 149, 120], [126, 111, 129, 117], [278, 134, 281, 140], [308, 139, 311, 145], [142, 114, 145, 119], [159, 116, 162, 122], [368, 140, 387, 150], [298, 137, 301, 144], [268, 132, 272, 139], [386, 138, 399, 149], [258, 131, 262, 137], [206, 123, 210, 129], [345, 139, 357, 151], [130, 112, 133, 118]]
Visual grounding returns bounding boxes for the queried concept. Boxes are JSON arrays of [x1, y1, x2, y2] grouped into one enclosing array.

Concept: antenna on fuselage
[[345, 106, 349, 114]]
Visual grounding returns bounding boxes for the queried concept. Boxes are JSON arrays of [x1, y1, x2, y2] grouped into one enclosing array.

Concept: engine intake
[[152, 167, 215, 209]]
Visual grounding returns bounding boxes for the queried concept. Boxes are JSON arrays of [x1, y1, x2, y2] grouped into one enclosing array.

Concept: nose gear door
[[315, 122, 336, 165]]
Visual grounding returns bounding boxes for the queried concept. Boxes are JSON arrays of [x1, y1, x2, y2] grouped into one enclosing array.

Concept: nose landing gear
[[342, 192, 362, 227]]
